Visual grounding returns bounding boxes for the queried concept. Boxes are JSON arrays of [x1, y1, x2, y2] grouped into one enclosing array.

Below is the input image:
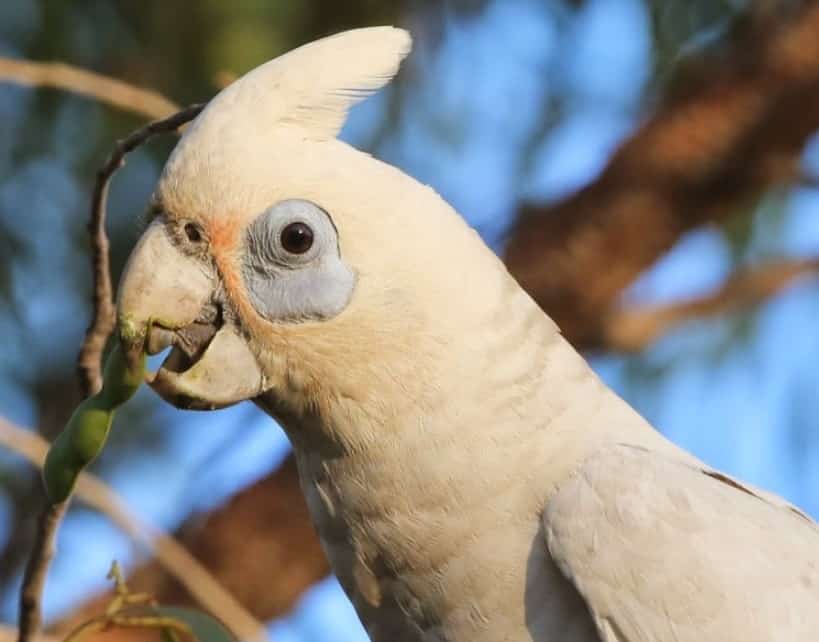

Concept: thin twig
[[0, 57, 179, 119], [604, 257, 819, 351], [18, 103, 206, 642], [77, 103, 206, 395], [0, 418, 269, 642]]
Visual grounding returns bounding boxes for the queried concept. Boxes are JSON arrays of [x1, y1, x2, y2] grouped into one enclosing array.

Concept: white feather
[[190, 26, 410, 142], [158, 27, 412, 223]]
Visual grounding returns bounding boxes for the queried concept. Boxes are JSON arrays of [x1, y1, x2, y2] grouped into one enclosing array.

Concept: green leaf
[[152, 606, 239, 642]]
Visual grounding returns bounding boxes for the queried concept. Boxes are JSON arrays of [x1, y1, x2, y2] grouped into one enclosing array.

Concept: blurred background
[[2, 1, 819, 641]]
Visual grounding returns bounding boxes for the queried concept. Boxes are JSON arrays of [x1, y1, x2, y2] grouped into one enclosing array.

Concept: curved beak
[[117, 220, 264, 410]]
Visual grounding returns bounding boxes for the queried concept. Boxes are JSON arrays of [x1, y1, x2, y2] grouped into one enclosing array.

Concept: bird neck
[[258, 261, 648, 491], [255, 276, 661, 641]]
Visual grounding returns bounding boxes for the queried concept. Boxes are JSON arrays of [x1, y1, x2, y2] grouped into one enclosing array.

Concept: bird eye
[[184, 222, 204, 244], [280, 222, 314, 255]]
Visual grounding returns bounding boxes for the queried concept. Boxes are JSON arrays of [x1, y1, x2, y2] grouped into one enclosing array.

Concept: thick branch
[[504, 3, 819, 349]]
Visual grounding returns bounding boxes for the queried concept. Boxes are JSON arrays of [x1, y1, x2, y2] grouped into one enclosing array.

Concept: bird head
[[117, 27, 507, 442]]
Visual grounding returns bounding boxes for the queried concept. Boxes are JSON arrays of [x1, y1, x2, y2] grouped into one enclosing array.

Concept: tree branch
[[603, 257, 819, 351], [0, 58, 179, 120], [504, 2, 819, 349], [0, 418, 268, 642]]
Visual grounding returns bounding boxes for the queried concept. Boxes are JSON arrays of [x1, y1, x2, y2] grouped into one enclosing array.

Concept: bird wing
[[543, 443, 819, 642]]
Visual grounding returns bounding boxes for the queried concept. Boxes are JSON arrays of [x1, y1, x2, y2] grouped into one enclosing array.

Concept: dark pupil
[[280, 222, 314, 254]]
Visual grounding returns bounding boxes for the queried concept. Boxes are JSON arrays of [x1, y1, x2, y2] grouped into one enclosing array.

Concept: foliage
[[60, 562, 238, 642]]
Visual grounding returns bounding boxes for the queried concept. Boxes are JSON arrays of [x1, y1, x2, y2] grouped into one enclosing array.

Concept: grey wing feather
[[543, 444, 819, 642]]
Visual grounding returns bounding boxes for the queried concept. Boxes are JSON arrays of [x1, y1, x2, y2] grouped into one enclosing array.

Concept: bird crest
[[182, 27, 410, 144]]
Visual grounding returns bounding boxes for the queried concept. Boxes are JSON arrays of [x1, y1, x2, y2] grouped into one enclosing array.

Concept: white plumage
[[117, 27, 819, 642]]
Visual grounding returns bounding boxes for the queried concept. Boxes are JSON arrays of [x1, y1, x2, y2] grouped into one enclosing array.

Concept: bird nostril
[[184, 222, 203, 243]]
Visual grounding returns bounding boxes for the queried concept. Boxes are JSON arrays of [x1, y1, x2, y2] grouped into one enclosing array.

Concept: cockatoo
[[116, 27, 819, 642]]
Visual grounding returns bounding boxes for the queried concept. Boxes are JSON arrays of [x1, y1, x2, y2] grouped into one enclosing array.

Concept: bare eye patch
[[242, 199, 355, 323]]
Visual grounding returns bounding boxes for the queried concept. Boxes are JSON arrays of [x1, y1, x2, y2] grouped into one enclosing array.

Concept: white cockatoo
[[116, 27, 819, 642]]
